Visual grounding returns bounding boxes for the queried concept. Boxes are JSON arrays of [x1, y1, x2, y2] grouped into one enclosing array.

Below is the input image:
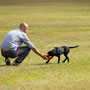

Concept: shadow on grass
[[30, 63, 59, 66], [0, 64, 11, 67]]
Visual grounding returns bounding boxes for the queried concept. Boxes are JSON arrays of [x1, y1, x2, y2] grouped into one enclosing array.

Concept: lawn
[[0, 0, 90, 90]]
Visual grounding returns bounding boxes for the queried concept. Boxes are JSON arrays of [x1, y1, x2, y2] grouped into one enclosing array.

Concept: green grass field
[[0, 0, 90, 90]]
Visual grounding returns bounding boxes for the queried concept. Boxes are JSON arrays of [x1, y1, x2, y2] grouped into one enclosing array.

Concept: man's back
[[1, 29, 23, 50]]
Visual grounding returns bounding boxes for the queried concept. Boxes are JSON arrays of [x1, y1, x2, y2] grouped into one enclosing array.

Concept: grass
[[0, 0, 90, 90]]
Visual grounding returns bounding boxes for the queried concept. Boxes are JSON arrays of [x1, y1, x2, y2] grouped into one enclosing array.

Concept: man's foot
[[12, 61, 20, 66], [5, 58, 11, 66]]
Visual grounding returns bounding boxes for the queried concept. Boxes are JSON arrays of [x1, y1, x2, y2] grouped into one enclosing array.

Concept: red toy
[[47, 56, 52, 59]]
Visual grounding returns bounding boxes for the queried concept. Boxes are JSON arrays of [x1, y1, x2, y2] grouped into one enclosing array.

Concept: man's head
[[19, 22, 28, 33]]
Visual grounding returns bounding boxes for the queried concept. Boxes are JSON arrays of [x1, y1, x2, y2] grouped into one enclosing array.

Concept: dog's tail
[[69, 45, 79, 49]]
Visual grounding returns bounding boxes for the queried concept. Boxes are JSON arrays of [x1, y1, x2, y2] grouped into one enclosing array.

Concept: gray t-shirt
[[0, 29, 35, 50]]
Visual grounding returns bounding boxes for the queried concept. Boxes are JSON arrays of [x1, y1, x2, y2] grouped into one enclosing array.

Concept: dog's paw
[[46, 61, 49, 64], [62, 61, 65, 63]]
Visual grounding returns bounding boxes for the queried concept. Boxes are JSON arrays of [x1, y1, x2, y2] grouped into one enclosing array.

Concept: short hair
[[19, 22, 28, 28]]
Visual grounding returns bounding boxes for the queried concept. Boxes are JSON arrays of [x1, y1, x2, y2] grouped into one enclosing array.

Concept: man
[[0, 22, 48, 66]]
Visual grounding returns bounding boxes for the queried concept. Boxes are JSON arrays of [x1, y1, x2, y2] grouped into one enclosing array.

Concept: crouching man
[[0, 22, 48, 66]]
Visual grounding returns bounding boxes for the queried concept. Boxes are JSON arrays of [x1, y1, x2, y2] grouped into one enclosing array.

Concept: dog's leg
[[58, 55, 60, 63], [62, 54, 67, 63], [65, 54, 69, 63], [67, 56, 69, 63], [62, 58, 67, 63], [46, 59, 51, 63], [62, 53, 69, 63], [46, 56, 54, 64]]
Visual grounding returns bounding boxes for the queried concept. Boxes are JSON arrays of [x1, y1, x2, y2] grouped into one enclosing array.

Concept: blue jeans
[[1, 46, 31, 63]]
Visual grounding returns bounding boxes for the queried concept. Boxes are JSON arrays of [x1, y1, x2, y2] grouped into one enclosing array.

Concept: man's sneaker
[[5, 58, 11, 66], [12, 61, 20, 66]]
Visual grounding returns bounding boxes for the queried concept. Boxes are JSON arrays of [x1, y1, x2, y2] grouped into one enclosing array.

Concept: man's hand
[[41, 55, 48, 60], [32, 48, 48, 60]]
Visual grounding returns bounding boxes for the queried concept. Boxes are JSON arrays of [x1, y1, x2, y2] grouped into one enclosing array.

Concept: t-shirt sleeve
[[21, 33, 35, 49]]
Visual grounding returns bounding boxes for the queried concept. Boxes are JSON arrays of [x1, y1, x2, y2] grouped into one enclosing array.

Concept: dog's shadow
[[30, 63, 58, 66], [0, 63, 60, 67]]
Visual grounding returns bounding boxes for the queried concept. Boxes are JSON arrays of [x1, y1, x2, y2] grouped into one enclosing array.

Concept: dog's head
[[47, 51, 53, 56], [47, 47, 58, 56]]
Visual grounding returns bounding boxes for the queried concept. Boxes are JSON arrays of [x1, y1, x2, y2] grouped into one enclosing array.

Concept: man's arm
[[21, 34, 48, 60], [32, 48, 48, 60], [21, 33, 35, 49]]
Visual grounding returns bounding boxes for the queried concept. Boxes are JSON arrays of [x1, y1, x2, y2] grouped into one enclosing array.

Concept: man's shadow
[[0, 64, 11, 67], [0, 64, 7, 67]]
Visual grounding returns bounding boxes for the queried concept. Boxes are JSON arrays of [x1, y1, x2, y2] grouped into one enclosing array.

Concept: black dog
[[46, 45, 79, 64]]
